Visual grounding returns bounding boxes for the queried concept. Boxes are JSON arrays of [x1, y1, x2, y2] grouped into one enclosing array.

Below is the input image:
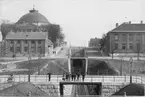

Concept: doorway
[[71, 58, 86, 74]]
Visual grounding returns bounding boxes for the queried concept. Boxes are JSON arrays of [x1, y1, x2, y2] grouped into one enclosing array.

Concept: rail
[[0, 96, 144, 97], [0, 75, 145, 84]]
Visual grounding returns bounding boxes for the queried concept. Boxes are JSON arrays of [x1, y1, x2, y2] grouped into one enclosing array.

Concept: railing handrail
[[0, 75, 145, 84]]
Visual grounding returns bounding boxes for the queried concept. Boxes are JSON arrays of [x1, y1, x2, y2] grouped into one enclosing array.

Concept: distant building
[[88, 37, 100, 47], [1, 8, 53, 57], [106, 21, 145, 56]]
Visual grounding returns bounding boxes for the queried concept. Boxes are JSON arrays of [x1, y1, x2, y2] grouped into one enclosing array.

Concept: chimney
[[141, 21, 143, 24], [129, 21, 131, 24], [116, 23, 119, 27]]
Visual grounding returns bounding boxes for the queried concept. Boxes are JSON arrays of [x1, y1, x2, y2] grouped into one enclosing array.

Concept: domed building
[[1, 8, 53, 57]]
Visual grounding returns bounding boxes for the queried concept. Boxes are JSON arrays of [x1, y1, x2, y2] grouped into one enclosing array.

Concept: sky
[[0, 0, 145, 46]]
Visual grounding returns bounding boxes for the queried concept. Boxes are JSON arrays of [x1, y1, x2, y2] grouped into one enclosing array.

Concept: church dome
[[17, 8, 50, 24]]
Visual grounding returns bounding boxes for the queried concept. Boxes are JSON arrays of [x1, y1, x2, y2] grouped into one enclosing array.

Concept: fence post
[[136, 76, 137, 83], [13, 75, 15, 82], [35, 75, 36, 82], [102, 76, 104, 82], [125, 76, 126, 83], [114, 76, 115, 82], [91, 75, 93, 82], [141, 76, 143, 84], [23, 75, 24, 82], [19, 75, 20, 82], [46, 75, 47, 82]]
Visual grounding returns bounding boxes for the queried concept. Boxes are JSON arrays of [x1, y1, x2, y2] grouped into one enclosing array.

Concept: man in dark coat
[[82, 73, 85, 81], [77, 73, 80, 81], [47, 72, 52, 81], [74, 74, 76, 81]]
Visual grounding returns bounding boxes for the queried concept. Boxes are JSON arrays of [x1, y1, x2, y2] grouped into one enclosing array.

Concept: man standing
[[77, 73, 80, 81], [47, 72, 52, 81], [82, 73, 85, 81], [74, 74, 76, 81]]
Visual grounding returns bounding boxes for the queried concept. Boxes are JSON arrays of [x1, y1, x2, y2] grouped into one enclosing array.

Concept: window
[[129, 43, 133, 50], [122, 43, 126, 50], [122, 34, 126, 41], [129, 34, 133, 41], [9, 40, 13, 46], [38, 40, 41, 44], [16, 47, 20, 53], [31, 47, 35, 53], [24, 40, 28, 44], [24, 47, 28, 52], [17, 40, 20, 44], [136, 43, 141, 51], [114, 34, 119, 40], [114, 43, 118, 50], [10, 47, 13, 52], [38, 47, 42, 53], [136, 34, 141, 41], [31, 40, 35, 44]]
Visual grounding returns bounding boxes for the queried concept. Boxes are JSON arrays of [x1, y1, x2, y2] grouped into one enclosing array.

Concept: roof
[[17, 8, 50, 24], [110, 23, 145, 32], [5, 31, 47, 40]]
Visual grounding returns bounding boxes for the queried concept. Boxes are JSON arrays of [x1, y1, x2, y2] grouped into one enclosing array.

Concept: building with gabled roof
[[106, 21, 145, 56]]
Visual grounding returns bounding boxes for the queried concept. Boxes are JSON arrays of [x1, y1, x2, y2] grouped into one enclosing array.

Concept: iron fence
[[0, 75, 145, 84]]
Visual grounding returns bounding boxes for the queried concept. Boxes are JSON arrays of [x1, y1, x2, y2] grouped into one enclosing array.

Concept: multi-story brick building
[[106, 21, 145, 56]]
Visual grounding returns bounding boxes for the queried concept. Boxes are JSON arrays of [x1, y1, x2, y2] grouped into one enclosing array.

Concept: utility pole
[[25, 33, 30, 82], [129, 57, 133, 83], [38, 54, 41, 75], [120, 56, 123, 76]]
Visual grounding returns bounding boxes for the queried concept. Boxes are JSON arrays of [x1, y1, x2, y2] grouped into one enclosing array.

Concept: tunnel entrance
[[71, 58, 86, 74], [59, 82, 102, 95]]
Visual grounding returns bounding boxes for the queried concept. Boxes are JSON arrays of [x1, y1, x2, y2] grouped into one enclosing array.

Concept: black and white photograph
[[0, 0, 145, 96]]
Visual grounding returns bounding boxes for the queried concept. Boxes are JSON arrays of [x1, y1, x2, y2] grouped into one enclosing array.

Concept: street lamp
[[120, 56, 123, 76], [25, 33, 31, 82], [28, 55, 31, 82], [38, 54, 41, 75]]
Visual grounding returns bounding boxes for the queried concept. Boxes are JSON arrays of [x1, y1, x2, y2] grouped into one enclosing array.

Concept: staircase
[[63, 85, 73, 95]]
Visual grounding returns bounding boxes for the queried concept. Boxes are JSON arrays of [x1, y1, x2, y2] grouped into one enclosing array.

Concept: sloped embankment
[[113, 83, 144, 96], [0, 82, 48, 96], [40, 59, 69, 75], [88, 59, 119, 75]]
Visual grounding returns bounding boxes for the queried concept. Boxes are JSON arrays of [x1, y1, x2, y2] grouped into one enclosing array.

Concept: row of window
[[9, 40, 42, 45], [113, 43, 140, 50], [10, 46, 42, 53], [11, 29, 44, 32], [114, 34, 141, 41]]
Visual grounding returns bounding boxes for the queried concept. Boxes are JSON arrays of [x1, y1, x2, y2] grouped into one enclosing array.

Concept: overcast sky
[[0, 0, 145, 46]]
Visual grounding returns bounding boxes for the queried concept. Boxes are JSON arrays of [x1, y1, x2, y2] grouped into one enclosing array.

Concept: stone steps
[[63, 85, 73, 95]]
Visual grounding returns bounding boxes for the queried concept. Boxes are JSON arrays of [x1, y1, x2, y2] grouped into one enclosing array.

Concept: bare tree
[[99, 33, 107, 51]]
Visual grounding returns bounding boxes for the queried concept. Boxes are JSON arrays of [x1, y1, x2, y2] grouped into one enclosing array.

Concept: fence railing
[[0, 96, 144, 97], [0, 75, 145, 84]]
